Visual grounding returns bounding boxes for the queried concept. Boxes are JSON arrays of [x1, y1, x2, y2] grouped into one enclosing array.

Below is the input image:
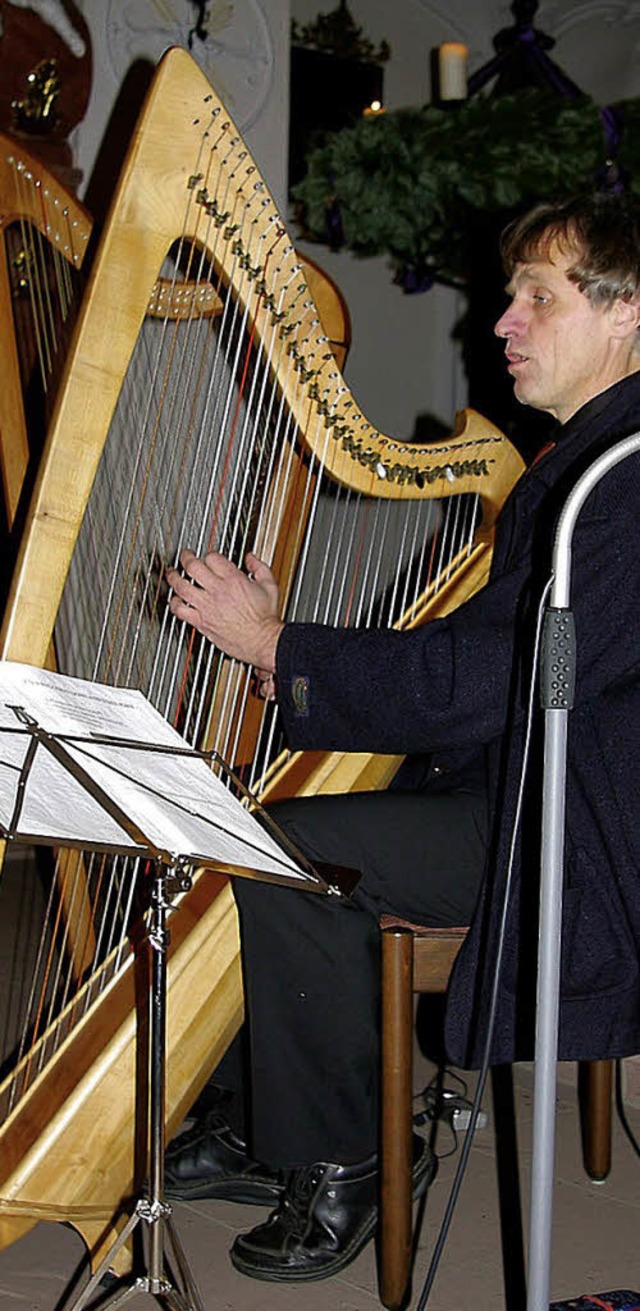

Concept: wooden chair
[[379, 917, 613, 1310]]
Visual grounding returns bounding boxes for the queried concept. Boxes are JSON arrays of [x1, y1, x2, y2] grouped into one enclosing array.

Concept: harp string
[[1, 133, 228, 1102], [3, 105, 488, 1117], [13, 129, 297, 1075], [0, 149, 91, 1108], [8, 158, 80, 397]]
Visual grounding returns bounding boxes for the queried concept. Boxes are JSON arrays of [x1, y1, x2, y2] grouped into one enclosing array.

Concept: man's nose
[[495, 301, 521, 338]]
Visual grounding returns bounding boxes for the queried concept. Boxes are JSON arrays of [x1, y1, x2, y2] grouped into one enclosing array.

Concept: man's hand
[[166, 549, 284, 674]]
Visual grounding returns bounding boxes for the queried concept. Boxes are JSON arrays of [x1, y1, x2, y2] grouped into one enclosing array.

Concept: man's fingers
[[176, 548, 272, 594], [169, 593, 201, 628], [167, 574, 200, 611], [245, 552, 270, 580], [179, 549, 215, 587], [254, 669, 276, 701], [170, 549, 230, 594]]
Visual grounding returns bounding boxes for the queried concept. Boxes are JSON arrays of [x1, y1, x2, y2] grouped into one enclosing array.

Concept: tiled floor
[[1, 1062, 639, 1308], [1, 847, 639, 1309]]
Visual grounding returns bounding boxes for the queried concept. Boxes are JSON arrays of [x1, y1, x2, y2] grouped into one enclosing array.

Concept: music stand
[[0, 665, 353, 1310]]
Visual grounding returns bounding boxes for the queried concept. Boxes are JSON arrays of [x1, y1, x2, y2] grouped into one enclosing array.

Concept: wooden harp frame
[[0, 46, 524, 1274]]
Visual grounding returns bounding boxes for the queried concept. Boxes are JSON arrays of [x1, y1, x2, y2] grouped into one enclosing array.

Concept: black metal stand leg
[[66, 864, 204, 1311]]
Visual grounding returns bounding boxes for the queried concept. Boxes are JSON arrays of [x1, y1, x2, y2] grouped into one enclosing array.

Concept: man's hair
[[501, 193, 640, 307]]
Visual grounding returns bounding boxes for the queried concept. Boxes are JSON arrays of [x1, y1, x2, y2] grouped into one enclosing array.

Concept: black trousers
[[221, 784, 488, 1168]]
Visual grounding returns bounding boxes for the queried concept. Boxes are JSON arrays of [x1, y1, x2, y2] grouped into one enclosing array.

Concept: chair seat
[[379, 916, 467, 992]]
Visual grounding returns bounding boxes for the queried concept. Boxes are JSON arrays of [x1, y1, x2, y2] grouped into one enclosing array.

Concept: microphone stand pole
[[527, 430, 640, 1311]]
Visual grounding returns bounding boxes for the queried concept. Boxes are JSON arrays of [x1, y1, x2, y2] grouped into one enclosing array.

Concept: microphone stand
[[528, 430, 640, 1311]]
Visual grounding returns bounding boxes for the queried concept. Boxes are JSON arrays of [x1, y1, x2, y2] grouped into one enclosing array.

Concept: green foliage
[[617, 99, 640, 196], [293, 89, 629, 286]]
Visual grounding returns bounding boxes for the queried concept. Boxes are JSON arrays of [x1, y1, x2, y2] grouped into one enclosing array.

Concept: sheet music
[[0, 662, 311, 882]]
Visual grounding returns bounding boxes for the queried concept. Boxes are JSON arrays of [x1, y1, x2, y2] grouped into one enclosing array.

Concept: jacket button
[[291, 674, 309, 714]]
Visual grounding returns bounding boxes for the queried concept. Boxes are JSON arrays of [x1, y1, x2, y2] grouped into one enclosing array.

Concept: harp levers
[[0, 42, 523, 1290]]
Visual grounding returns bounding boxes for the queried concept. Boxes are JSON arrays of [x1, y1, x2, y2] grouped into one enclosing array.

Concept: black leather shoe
[[230, 1136, 436, 1282], [164, 1112, 284, 1205]]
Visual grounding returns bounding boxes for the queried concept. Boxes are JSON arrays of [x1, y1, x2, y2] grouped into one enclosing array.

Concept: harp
[[0, 48, 524, 1272], [0, 131, 91, 533], [0, 130, 349, 537]]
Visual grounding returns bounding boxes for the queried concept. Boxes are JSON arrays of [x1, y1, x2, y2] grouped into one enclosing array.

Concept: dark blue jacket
[[275, 373, 640, 1064]]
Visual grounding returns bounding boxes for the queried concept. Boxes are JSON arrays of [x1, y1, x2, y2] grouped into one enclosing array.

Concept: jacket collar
[[527, 371, 640, 490], [493, 371, 640, 572]]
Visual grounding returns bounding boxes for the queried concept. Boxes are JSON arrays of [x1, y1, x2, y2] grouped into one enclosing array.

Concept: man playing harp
[[165, 193, 640, 1282]]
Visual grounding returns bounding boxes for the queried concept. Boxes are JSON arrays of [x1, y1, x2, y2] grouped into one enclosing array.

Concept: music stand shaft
[[66, 862, 203, 1310], [0, 675, 335, 1308], [148, 871, 169, 1287]]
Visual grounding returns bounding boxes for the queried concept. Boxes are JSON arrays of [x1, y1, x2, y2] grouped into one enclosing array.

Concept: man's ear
[[610, 294, 640, 341]]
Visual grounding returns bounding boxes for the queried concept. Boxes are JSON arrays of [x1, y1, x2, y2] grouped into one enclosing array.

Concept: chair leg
[[580, 1058, 613, 1182], [380, 927, 414, 1310]]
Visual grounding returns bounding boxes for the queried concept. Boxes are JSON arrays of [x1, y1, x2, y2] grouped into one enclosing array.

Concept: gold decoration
[[11, 59, 61, 135]]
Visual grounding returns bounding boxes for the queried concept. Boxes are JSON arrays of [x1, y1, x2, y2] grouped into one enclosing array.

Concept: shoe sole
[[230, 1146, 437, 1283], [165, 1180, 283, 1206], [230, 1209, 380, 1283]]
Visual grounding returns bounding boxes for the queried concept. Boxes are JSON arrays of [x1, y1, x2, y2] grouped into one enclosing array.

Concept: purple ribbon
[[324, 196, 345, 249], [400, 267, 435, 294], [598, 105, 626, 194]]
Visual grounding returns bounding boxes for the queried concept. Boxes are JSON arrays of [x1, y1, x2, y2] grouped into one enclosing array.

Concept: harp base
[[66, 864, 204, 1311]]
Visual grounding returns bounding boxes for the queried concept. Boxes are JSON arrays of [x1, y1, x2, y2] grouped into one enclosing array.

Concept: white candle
[[438, 42, 468, 101]]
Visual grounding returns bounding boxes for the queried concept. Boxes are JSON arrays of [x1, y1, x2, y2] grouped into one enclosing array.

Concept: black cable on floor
[[615, 1059, 640, 1161]]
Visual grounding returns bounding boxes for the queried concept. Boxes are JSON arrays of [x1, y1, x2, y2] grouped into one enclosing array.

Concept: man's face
[[494, 242, 625, 424]]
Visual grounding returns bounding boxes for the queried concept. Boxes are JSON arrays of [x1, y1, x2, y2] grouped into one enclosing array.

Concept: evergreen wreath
[[293, 89, 640, 289]]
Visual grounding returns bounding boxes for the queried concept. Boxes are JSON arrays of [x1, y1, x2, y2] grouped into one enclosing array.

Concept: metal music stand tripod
[[0, 685, 339, 1311], [68, 857, 204, 1311]]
